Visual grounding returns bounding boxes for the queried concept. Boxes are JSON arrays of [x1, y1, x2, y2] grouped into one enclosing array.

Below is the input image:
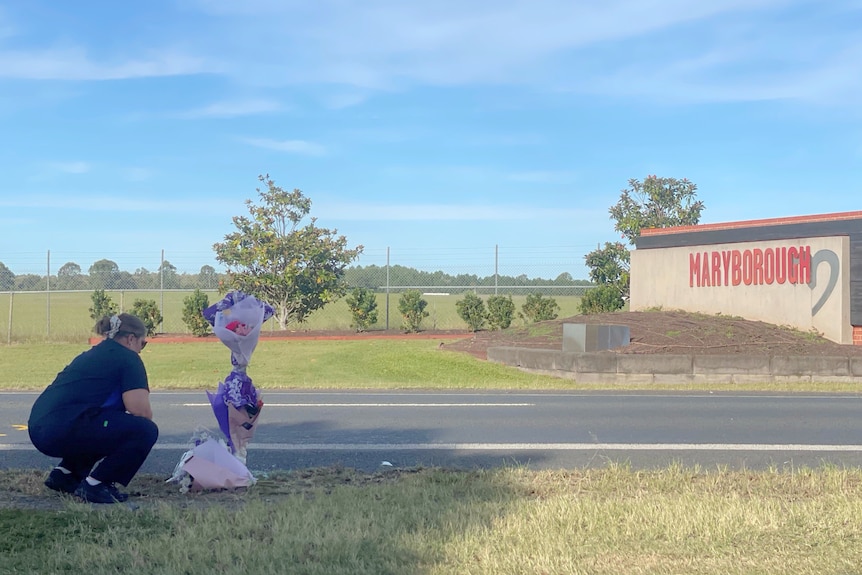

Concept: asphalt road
[[3, 390, 862, 474]]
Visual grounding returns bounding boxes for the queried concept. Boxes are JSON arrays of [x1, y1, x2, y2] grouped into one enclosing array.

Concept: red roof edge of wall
[[640, 210, 862, 237]]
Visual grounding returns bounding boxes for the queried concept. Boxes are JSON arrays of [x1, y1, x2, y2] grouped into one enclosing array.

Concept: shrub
[[521, 293, 560, 323], [89, 289, 118, 321], [131, 298, 163, 336], [345, 287, 378, 332], [579, 285, 625, 314], [486, 295, 515, 330], [182, 289, 211, 337], [398, 289, 429, 333], [456, 292, 487, 332]]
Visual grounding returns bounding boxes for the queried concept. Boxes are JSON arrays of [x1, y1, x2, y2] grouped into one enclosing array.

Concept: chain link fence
[[0, 246, 594, 342]]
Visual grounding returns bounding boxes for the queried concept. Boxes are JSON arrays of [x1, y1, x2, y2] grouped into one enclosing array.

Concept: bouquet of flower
[[202, 291, 274, 464]]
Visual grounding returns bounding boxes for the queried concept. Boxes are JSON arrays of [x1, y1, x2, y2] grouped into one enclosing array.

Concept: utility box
[[562, 323, 630, 352]]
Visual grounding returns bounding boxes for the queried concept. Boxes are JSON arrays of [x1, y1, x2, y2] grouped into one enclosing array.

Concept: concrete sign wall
[[631, 211, 862, 346], [631, 236, 851, 343]]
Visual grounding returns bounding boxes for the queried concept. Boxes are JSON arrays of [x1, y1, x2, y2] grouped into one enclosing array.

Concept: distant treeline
[[0, 259, 592, 292]]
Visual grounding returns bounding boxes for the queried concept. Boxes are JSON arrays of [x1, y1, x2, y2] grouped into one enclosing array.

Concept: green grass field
[[0, 290, 584, 343]]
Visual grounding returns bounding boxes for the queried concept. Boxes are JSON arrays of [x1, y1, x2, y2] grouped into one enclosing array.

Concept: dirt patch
[[441, 310, 862, 361]]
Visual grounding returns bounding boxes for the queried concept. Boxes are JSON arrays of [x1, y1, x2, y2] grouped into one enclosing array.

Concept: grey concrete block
[[851, 358, 862, 377], [692, 355, 771, 375], [570, 353, 619, 374], [616, 354, 692, 375], [563, 323, 630, 352], [771, 356, 850, 376]]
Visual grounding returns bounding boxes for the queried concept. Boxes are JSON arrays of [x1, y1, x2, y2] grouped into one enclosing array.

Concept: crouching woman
[[28, 313, 159, 504]]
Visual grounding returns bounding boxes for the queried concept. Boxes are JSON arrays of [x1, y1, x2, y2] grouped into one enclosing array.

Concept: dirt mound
[[442, 310, 862, 361]]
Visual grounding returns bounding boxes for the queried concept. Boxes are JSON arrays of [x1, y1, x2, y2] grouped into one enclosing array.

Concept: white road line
[[5, 443, 862, 452], [178, 403, 535, 407]]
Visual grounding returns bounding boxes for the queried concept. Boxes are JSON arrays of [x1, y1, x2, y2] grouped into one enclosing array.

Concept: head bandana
[[107, 315, 122, 339]]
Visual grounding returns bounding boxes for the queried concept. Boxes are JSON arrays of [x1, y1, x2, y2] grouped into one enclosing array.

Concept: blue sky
[[1, 0, 860, 279]]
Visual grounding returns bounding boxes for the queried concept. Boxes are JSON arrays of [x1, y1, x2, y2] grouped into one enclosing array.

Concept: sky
[[1, 0, 860, 280]]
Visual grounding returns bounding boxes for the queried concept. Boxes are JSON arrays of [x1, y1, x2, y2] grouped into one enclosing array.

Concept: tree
[[456, 292, 487, 332], [583, 241, 630, 301], [198, 265, 218, 289], [398, 289, 429, 333], [159, 260, 179, 289], [585, 175, 705, 307], [213, 175, 363, 329], [0, 262, 15, 291], [131, 299, 163, 336], [609, 175, 705, 244], [89, 289, 118, 320], [345, 287, 378, 332], [520, 293, 559, 323], [182, 289, 211, 337], [486, 295, 515, 330], [89, 259, 120, 289], [56, 261, 85, 290]]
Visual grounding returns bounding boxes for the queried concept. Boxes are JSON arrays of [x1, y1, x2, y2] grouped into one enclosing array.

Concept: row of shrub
[[90, 288, 569, 337]]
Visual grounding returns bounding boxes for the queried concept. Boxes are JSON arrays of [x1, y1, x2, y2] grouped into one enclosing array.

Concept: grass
[[0, 340, 573, 391], [5, 339, 862, 393], [3, 463, 862, 574], [0, 290, 585, 342]]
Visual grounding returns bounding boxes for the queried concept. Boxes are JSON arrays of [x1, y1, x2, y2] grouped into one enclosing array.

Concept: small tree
[[398, 289, 429, 333], [213, 175, 363, 329], [345, 287, 378, 332], [521, 293, 559, 323], [583, 241, 630, 304], [182, 289, 211, 337], [486, 295, 515, 330], [456, 292, 487, 332], [131, 299, 163, 336], [579, 285, 625, 314], [89, 289, 118, 320]]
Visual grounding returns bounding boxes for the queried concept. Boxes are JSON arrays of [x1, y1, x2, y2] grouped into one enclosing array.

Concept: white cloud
[[0, 47, 209, 80], [0, 194, 236, 214], [48, 161, 91, 174], [181, 0, 861, 106], [240, 137, 327, 156], [178, 99, 282, 118]]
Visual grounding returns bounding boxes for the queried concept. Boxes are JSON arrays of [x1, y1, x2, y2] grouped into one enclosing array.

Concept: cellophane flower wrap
[[202, 291, 275, 465]]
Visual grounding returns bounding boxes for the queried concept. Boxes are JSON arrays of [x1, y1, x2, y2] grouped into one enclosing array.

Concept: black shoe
[[44, 469, 80, 494], [74, 481, 129, 504]]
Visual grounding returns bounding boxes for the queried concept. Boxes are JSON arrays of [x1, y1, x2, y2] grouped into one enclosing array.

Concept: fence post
[[160, 249, 165, 332], [46, 249, 51, 336], [7, 291, 13, 344], [495, 244, 499, 295], [385, 247, 390, 330]]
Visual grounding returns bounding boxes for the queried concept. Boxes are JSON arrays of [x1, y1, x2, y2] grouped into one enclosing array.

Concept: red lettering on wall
[[742, 250, 753, 285], [775, 247, 787, 284], [752, 248, 764, 285], [701, 253, 711, 286], [711, 251, 722, 286], [763, 248, 775, 284], [685, 244, 816, 289], [788, 247, 798, 284], [721, 251, 731, 286], [689, 252, 701, 287], [731, 250, 742, 286], [798, 245, 811, 284]]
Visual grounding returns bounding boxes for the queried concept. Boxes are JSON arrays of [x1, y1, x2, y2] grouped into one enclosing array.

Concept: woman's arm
[[123, 388, 153, 420]]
